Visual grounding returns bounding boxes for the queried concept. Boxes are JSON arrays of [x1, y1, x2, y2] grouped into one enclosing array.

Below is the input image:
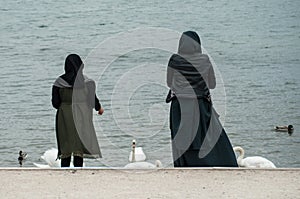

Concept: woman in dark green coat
[[52, 54, 103, 167], [166, 31, 237, 167]]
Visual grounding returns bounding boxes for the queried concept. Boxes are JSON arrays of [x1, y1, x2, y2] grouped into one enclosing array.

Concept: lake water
[[0, 0, 299, 168]]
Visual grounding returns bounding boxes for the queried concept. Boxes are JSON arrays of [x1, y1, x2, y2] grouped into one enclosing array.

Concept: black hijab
[[178, 31, 202, 55], [60, 54, 85, 88], [167, 31, 215, 98]]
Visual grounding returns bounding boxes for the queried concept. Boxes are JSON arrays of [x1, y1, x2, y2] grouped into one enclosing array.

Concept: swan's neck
[[235, 147, 245, 165], [132, 145, 136, 162]]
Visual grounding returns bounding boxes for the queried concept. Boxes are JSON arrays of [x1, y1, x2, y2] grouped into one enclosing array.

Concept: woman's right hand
[[98, 107, 104, 115]]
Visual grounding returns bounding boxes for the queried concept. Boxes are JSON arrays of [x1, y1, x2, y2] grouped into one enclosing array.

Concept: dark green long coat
[[56, 86, 102, 159]]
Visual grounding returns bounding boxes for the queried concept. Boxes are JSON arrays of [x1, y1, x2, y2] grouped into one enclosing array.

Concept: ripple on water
[[0, 0, 299, 167]]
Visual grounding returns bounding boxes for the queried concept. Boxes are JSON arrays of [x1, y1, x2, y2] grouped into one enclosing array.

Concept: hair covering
[[167, 31, 215, 99], [178, 31, 202, 55], [60, 54, 85, 88]]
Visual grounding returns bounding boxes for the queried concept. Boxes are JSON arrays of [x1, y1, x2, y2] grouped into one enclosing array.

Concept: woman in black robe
[[166, 31, 237, 167], [52, 54, 104, 167]]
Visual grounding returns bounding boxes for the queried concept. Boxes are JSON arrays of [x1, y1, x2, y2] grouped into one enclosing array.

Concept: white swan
[[128, 140, 146, 162], [125, 140, 162, 169], [33, 148, 60, 168], [233, 146, 276, 168], [124, 160, 162, 169], [33, 148, 84, 168], [42, 148, 61, 167]]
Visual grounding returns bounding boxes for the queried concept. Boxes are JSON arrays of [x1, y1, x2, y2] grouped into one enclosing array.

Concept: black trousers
[[61, 156, 83, 167]]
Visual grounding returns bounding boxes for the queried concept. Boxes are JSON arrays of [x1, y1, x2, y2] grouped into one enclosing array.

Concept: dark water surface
[[0, 0, 299, 167]]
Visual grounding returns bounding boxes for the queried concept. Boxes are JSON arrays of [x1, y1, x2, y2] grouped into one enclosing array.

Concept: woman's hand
[[98, 107, 104, 115]]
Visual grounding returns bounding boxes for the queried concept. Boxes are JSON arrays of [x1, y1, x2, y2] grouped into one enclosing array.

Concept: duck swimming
[[274, 125, 294, 135], [18, 151, 27, 166]]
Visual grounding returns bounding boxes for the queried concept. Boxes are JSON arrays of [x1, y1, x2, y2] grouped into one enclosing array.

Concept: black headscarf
[[60, 54, 85, 88], [178, 31, 202, 55], [167, 31, 215, 99]]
